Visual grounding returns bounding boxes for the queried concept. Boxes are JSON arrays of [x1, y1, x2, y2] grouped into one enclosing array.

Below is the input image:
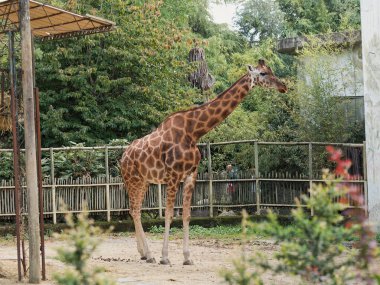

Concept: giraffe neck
[[185, 74, 253, 141]]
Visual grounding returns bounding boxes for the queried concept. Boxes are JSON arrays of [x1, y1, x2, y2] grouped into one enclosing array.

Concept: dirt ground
[[0, 235, 297, 285]]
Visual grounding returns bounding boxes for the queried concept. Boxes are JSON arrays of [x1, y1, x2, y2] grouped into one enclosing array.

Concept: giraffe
[[120, 59, 287, 265]]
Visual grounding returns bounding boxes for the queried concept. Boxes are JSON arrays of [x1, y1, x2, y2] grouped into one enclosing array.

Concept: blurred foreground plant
[[54, 209, 114, 285], [223, 146, 379, 285]]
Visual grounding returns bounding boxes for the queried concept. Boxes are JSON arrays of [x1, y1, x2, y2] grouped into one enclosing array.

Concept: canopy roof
[[0, 0, 115, 40]]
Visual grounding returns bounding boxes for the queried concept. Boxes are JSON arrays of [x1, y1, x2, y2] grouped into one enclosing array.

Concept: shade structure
[[0, 0, 115, 40], [0, 1, 115, 281]]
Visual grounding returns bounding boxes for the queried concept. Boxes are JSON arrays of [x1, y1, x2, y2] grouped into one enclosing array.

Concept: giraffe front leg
[[182, 170, 197, 265], [160, 206, 174, 265]]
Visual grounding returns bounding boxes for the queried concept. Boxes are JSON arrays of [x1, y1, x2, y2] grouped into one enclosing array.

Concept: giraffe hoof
[[146, 257, 156, 263], [159, 258, 171, 265], [183, 260, 194, 265], [140, 256, 147, 260]]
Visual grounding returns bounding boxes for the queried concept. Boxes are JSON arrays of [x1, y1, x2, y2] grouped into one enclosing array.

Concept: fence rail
[[0, 140, 367, 222]]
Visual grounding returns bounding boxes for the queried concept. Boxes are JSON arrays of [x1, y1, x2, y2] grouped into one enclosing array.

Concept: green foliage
[[0, 152, 14, 181], [0, 151, 26, 181], [34, 0, 299, 150], [201, 38, 297, 172], [149, 224, 243, 239], [258, 145, 308, 176], [201, 107, 259, 170], [106, 139, 130, 177], [39, 140, 130, 179], [41, 142, 105, 179], [54, 210, 114, 285], [222, 215, 268, 285], [243, 85, 298, 142], [204, 32, 250, 94], [188, 225, 242, 238], [236, 0, 286, 44], [0, 0, 364, 182], [234, 0, 360, 41], [148, 225, 165, 234], [223, 170, 380, 285], [259, 181, 355, 283], [293, 38, 362, 143], [37, 0, 197, 146], [224, 256, 264, 285], [276, 0, 361, 36]]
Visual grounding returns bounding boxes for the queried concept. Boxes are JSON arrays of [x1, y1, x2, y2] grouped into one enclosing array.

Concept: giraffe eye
[[260, 72, 267, 76]]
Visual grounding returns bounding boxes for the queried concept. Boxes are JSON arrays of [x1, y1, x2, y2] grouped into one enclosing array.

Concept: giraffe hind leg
[[128, 182, 155, 263]]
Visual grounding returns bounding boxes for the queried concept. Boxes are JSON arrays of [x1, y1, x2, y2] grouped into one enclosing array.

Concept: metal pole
[[254, 142, 260, 215], [19, 0, 41, 282], [206, 142, 213, 217], [105, 146, 111, 222], [34, 87, 46, 280], [309, 143, 313, 216], [158, 184, 163, 218], [50, 148, 57, 224], [363, 141, 368, 216], [9, 30, 22, 282], [1, 71, 4, 109]]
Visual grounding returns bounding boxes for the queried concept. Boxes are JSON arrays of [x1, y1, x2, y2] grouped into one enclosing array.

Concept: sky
[[209, 3, 238, 30]]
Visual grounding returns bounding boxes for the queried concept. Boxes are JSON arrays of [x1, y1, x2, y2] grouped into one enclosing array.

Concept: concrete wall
[[298, 45, 364, 122], [278, 32, 365, 123]]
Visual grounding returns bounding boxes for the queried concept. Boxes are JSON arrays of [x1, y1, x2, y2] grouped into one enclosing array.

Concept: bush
[[0, 152, 14, 181], [54, 209, 114, 285], [223, 147, 380, 285]]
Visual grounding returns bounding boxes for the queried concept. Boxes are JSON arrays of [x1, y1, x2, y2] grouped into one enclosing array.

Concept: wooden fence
[[0, 140, 367, 223]]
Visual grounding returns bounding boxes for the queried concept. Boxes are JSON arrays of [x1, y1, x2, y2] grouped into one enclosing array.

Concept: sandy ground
[[0, 235, 298, 285]]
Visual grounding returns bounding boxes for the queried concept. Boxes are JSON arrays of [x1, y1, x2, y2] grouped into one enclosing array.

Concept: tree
[[33, 0, 253, 147], [234, 0, 361, 42], [0, 0, 362, 152], [277, 0, 361, 36], [36, 0, 197, 146], [235, 0, 286, 44]]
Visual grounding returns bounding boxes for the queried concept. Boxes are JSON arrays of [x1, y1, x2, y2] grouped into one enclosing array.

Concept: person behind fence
[[226, 164, 238, 203]]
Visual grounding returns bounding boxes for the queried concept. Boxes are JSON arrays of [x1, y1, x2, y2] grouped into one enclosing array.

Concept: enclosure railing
[[0, 140, 367, 223]]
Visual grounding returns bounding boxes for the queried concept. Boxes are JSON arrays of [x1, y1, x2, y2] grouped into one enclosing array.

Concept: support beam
[[207, 142, 213, 217], [34, 88, 46, 281], [19, 0, 41, 283], [360, 0, 380, 230], [9, 30, 22, 282]]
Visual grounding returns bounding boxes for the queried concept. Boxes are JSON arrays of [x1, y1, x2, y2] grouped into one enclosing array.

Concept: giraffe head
[[247, 59, 287, 93]]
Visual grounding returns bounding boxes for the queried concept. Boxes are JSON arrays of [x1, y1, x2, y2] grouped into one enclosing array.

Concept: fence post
[[50, 148, 57, 224], [363, 141, 368, 216], [105, 146, 111, 222], [207, 142, 213, 217], [254, 141, 260, 215], [158, 183, 163, 218], [308, 143, 313, 216]]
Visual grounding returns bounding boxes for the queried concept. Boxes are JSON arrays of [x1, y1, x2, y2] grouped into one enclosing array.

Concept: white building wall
[[361, 0, 380, 230], [299, 46, 365, 122]]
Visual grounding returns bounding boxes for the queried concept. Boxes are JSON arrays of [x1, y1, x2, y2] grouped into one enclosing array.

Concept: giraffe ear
[[247, 65, 255, 72]]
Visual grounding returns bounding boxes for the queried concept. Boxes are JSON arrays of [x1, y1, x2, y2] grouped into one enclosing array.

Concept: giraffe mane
[[160, 74, 249, 125]]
